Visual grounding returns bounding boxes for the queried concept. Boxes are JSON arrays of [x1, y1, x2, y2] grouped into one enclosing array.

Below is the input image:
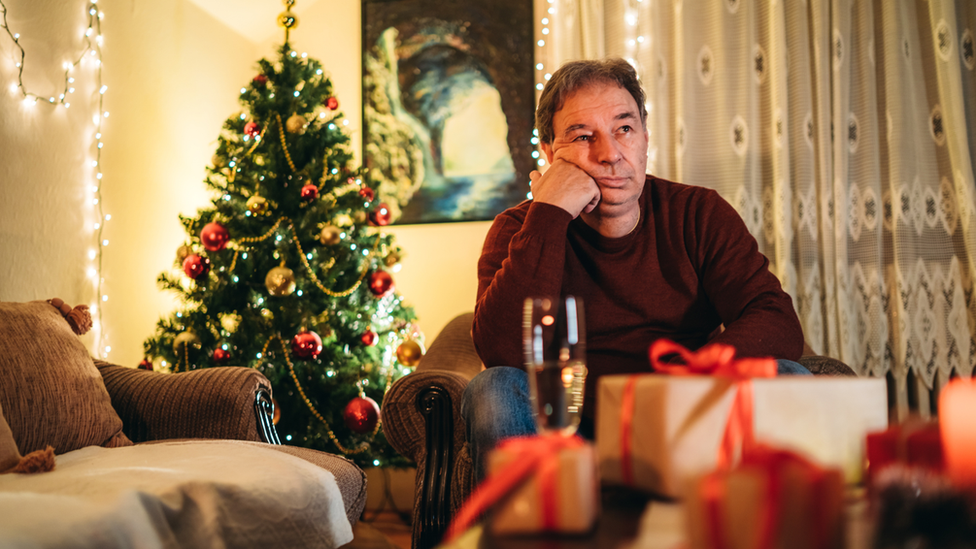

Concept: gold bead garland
[[274, 112, 298, 173], [259, 334, 380, 455], [227, 216, 381, 297]]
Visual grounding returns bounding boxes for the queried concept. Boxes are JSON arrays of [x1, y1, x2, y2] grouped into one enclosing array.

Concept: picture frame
[[362, 0, 535, 224]]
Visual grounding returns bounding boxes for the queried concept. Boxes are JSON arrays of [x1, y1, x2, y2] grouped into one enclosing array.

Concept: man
[[464, 58, 806, 482]]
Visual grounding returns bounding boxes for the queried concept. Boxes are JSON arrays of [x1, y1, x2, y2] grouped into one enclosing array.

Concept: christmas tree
[[142, 40, 424, 468]]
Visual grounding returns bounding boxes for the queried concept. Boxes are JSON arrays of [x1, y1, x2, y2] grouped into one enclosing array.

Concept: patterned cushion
[[0, 300, 131, 454]]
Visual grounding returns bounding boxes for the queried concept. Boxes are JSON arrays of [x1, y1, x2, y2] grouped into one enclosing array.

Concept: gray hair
[[535, 58, 647, 145]]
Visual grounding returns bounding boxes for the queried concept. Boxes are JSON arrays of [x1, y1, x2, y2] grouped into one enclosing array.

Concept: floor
[[343, 510, 412, 549]]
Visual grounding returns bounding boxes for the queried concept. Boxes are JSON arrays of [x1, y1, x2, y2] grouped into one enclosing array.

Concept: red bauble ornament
[[368, 270, 395, 297], [343, 396, 380, 434], [183, 254, 211, 279], [369, 203, 392, 226], [291, 330, 323, 359], [213, 348, 231, 364], [325, 96, 339, 110], [300, 183, 319, 201], [138, 359, 153, 371], [358, 187, 375, 201], [200, 222, 230, 251], [244, 121, 261, 137], [360, 330, 378, 346], [252, 74, 268, 87]]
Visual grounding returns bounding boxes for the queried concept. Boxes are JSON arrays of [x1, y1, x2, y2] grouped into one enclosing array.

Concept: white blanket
[[0, 440, 354, 549]]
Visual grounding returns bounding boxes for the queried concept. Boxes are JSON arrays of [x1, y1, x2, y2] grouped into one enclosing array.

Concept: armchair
[[380, 312, 857, 549]]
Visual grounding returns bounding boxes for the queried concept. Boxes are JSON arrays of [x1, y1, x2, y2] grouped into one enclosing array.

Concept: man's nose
[[593, 135, 622, 164]]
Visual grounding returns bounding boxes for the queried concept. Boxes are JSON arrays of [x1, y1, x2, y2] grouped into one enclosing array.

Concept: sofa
[[0, 299, 367, 548], [381, 312, 858, 549]]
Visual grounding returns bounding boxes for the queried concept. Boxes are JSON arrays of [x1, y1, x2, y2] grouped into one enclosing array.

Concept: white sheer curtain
[[545, 0, 976, 418]]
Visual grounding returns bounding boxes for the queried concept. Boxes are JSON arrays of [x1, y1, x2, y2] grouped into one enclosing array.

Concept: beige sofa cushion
[[0, 440, 354, 548], [0, 300, 131, 454]]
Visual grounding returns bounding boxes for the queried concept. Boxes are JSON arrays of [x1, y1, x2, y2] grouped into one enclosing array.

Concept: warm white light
[[101, 295, 108, 301], [538, 40, 545, 47], [104, 214, 111, 220], [102, 239, 109, 246], [88, 249, 97, 260]]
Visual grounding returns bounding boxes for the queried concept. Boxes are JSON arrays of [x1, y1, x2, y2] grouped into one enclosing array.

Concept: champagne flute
[[523, 296, 587, 436]]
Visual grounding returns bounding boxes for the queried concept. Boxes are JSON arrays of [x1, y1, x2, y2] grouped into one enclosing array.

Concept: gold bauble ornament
[[247, 195, 269, 215], [173, 331, 201, 356], [260, 308, 274, 320], [384, 250, 402, 267], [286, 114, 307, 134], [354, 211, 368, 224], [319, 225, 342, 245], [265, 265, 296, 296], [220, 312, 242, 333], [277, 11, 299, 30], [334, 214, 354, 227], [396, 339, 425, 367], [176, 245, 193, 264]]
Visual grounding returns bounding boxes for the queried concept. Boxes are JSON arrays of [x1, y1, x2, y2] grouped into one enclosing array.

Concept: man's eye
[[574, 135, 590, 142], [619, 126, 632, 133]]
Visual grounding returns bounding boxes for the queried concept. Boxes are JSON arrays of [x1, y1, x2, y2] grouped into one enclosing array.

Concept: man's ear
[[541, 142, 554, 163]]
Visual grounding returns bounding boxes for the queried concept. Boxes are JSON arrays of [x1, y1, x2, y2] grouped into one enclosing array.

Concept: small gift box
[[597, 340, 888, 498], [685, 445, 846, 549], [488, 439, 599, 535], [865, 420, 943, 485], [444, 435, 599, 542]]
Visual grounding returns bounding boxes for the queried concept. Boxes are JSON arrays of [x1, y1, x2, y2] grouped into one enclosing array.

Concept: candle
[[939, 378, 976, 488]]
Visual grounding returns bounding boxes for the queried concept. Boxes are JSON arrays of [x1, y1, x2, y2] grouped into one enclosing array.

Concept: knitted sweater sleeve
[[473, 202, 574, 368], [690, 189, 804, 360]]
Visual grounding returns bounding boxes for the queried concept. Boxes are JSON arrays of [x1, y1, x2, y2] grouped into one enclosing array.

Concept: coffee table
[[447, 488, 662, 549]]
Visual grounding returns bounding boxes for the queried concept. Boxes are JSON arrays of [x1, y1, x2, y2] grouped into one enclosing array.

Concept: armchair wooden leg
[[416, 386, 455, 549]]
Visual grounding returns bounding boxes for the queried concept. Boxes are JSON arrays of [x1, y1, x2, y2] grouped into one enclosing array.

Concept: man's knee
[[461, 366, 534, 439]]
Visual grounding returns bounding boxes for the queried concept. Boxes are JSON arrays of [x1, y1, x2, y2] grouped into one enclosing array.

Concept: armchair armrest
[[95, 361, 279, 444], [381, 312, 482, 549]]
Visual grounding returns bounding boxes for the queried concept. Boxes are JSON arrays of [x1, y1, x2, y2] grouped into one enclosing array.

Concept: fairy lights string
[[1, 0, 111, 358]]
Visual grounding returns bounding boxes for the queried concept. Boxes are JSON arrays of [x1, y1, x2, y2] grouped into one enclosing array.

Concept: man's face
[[541, 81, 649, 219]]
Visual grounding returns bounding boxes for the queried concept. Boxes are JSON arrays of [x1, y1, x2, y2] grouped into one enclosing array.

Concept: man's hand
[[529, 157, 601, 218]]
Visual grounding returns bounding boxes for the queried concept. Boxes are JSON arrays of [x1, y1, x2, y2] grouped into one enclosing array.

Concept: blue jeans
[[460, 359, 810, 483]]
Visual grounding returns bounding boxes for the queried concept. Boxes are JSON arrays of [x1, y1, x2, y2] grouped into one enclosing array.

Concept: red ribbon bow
[[702, 444, 837, 549], [619, 340, 777, 486], [445, 433, 584, 542]]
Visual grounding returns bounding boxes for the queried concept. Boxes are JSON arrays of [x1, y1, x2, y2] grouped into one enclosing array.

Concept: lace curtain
[[544, 0, 976, 418]]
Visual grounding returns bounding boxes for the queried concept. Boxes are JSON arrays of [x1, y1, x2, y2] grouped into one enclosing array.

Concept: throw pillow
[[0, 402, 54, 474], [0, 300, 131, 454]]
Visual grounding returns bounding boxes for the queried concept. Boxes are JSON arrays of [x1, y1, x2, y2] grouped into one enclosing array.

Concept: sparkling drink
[[524, 296, 587, 436]]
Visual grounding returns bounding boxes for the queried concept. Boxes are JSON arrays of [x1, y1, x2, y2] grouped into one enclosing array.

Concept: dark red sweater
[[473, 176, 803, 415]]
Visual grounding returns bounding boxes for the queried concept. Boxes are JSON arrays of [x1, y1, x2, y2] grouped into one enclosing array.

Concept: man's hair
[[535, 58, 647, 145]]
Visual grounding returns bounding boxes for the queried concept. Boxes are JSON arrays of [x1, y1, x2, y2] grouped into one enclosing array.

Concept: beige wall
[[0, 0, 490, 366]]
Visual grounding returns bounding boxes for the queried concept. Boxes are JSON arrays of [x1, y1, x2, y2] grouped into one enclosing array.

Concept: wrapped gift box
[[488, 440, 600, 535], [597, 375, 887, 498], [684, 448, 846, 549]]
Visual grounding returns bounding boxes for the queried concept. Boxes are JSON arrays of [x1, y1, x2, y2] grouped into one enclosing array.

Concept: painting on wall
[[362, 0, 534, 224]]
